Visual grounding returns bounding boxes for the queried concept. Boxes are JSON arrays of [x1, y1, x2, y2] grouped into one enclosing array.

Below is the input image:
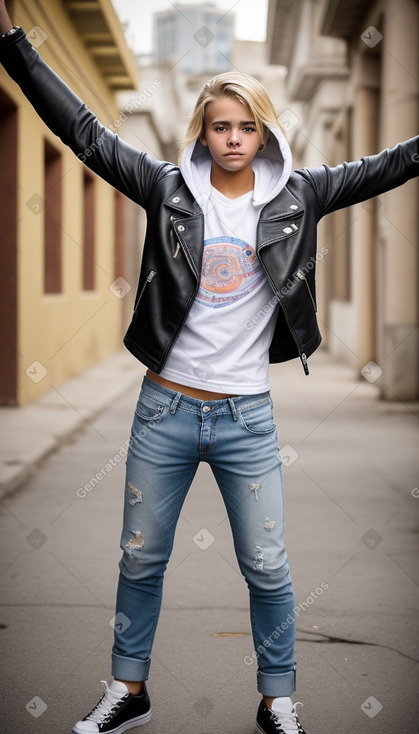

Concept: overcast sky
[[111, 0, 269, 55]]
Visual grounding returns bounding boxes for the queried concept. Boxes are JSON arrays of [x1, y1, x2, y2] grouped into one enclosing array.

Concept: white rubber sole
[[72, 708, 151, 734]]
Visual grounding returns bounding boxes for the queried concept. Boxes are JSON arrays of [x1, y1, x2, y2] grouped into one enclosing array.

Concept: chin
[[222, 160, 246, 170]]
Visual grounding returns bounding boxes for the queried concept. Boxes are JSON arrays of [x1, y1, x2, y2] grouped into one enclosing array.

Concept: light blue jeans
[[112, 376, 296, 697]]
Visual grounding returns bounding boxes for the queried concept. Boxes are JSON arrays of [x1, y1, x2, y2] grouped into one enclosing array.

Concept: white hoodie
[[159, 128, 293, 394]]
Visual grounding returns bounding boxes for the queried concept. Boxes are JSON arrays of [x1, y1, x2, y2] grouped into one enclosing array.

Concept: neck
[[210, 161, 254, 199]]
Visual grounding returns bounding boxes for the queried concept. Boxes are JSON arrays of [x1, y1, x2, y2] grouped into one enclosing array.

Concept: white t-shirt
[[160, 185, 279, 394]]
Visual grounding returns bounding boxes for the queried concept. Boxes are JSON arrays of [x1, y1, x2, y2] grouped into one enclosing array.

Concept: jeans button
[[202, 405, 210, 413]]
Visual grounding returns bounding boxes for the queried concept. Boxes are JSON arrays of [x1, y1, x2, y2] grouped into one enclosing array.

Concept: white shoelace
[[271, 702, 304, 733], [87, 681, 128, 723]]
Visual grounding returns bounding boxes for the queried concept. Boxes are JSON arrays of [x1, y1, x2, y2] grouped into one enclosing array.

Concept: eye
[[214, 126, 227, 132], [243, 126, 256, 133]]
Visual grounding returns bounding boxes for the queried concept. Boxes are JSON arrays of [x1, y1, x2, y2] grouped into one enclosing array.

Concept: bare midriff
[[146, 369, 237, 401]]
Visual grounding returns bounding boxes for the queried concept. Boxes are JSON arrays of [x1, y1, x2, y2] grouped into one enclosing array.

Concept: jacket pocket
[[133, 270, 157, 312], [169, 227, 181, 259], [295, 269, 317, 312]]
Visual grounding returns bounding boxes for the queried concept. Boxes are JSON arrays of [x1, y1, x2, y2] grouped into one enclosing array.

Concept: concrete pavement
[[0, 348, 418, 733], [0, 350, 142, 498]]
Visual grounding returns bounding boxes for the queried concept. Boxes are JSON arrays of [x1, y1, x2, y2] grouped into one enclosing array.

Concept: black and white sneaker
[[255, 698, 306, 734], [72, 679, 151, 733]]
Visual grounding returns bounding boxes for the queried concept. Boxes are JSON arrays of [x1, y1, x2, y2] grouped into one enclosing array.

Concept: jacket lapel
[[164, 184, 204, 278], [257, 186, 304, 250]]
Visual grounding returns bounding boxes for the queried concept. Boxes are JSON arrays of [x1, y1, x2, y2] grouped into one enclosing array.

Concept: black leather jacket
[[1, 29, 418, 375]]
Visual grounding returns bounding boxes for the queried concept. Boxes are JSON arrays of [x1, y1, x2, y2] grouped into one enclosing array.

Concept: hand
[[0, 1, 14, 34]]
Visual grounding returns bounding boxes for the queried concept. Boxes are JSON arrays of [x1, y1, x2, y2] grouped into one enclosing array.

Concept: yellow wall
[[1, 0, 134, 404]]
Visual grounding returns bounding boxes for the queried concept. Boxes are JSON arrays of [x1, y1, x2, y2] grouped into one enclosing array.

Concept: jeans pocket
[[135, 392, 165, 421], [238, 401, 276, 435]]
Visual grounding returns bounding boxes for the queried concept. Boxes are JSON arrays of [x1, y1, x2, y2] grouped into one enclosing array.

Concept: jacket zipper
[[133, 270, 156, 312], [257, 253, 310, 375], [295, 269, 317, 311]]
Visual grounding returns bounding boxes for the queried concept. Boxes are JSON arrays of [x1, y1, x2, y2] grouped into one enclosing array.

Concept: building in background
[[0, 0, 138, 405], [267, 0, 419, 400], [153, 3, 234, 74]]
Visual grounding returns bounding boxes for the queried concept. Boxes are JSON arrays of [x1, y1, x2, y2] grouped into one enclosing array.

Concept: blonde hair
[[179, 72, 283, 159]]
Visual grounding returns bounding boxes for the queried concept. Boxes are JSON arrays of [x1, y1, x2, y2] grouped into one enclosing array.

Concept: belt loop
[[228, 397, 238, 421], [170, 391, 182, 414]]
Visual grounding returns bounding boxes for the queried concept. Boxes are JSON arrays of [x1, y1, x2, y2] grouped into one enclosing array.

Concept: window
[[82, 170, 95, 291], [0, 89, 18, 403], [114, 190, 125, 279], [44, 140, 63, 294]]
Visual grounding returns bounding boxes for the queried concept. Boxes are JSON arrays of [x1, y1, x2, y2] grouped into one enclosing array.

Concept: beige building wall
[[267, 0, 419, 399], [0, 0, 138, 405]]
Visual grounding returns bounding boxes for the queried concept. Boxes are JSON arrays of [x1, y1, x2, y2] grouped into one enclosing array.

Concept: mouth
[[225, 152, 244, 157]]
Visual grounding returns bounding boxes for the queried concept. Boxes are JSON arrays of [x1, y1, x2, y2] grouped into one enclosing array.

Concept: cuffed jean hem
[[257, 667, 296, 697], [112, 653, 151, 682]]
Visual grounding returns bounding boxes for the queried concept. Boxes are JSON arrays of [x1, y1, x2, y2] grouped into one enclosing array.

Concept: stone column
[[350, 55, 381, 371], [378, 0, 419, 399]]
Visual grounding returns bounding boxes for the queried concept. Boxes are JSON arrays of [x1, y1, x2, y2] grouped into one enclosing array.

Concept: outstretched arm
[[298, 137, 419, 219], [0, 2, 170, 207]]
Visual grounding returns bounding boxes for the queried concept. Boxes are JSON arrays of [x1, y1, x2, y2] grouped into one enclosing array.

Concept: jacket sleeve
[[298, 136, 419, 218], [0, 27, 171, 207]]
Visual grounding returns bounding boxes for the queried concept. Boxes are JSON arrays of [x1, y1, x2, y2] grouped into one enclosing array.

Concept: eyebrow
[[210, 120, 256, 126]]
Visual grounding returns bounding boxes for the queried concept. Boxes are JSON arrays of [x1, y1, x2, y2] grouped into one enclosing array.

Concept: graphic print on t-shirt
[[197, 236, 265, 308]]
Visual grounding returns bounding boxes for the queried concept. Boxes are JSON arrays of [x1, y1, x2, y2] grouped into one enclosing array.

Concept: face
[[199, 95, 262, 174]]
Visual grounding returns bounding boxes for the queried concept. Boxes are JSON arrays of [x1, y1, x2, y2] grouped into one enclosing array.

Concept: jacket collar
[[163, 183, 201, 216], [165, 181, 303, 219], [259, 185, 304, 220]]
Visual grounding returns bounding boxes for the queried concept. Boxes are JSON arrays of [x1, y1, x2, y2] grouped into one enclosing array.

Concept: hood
[[179, 126, 292, 212]]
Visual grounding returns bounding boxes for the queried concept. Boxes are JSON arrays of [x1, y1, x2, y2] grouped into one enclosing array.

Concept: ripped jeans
[[111, 376, 296, 697]]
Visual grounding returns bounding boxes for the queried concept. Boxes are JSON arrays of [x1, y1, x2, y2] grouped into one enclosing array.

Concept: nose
[[228, 129, 241, 147]]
